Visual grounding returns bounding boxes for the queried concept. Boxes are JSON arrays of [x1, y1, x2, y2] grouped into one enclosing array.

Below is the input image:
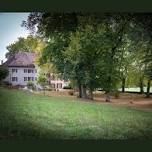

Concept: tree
[[6, 35, 46, 59], [133, 14, 152, 97], [64, 25, 102, 99], [0, 67, 9, 82], [133, 52, 146, 94], [37, 74, 47, 95], [143, 46, 152, 97], [23, 13, 88, 98], [27, 81, 35, 90], [97, 15, 132, 101], [23, 13, 134, 101], [23, 13, 151, 101], [64, 14, 133, 101]]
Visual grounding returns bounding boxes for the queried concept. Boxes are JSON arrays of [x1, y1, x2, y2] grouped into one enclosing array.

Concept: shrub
[[0, 81, 12, 86], [2, 81, 12, 86], [27, 81, 35, 90], [68, 90, 74, 96], [37, 75, 47, 88], [45, 85, 52, 91], [0, 67, 9, 82], [113, 91, 120, 98], [63, 86, 72, 89]]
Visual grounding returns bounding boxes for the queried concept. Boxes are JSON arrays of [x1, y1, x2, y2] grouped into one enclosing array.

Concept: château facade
[[2, 52, 69, 89]]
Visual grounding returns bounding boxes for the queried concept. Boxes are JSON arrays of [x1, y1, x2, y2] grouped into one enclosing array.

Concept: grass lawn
[[0, 87, 152, 140]]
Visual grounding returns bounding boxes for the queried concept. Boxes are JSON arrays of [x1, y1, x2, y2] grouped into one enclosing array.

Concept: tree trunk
[[139, 77, 144, 94], [105, 91, 111, 102], [78, 84, 82, 98], [146, 79, 151, 98], [78, 84, 88, 99], [88, 89, 93, 100], [43, 87, 45, 96], [81, 84, 88, 99], [121, 78, 126, 93]]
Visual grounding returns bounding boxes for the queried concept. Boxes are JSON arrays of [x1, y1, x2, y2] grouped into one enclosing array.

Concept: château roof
[[3, 52, 36, 67]]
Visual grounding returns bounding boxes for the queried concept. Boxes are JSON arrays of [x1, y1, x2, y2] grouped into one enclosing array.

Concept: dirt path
[[94, 93, 152, 111], [29, 90, 152, 112]]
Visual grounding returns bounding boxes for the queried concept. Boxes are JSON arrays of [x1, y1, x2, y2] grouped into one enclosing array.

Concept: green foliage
[[68, 90, 74, 96], [23, 13, 152, 98], [41, 33, 69, 74], [27, 81, 35, 90], [22, 12, 78, 36], [37, 75, 47, 87], [0, 67, 9, 82], [63, 86, 72, 89], [6, 35, 46, 59], [35, 14, 132, 96]]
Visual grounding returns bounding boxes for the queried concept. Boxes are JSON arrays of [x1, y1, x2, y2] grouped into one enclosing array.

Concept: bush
[[27, 81, 35, 90], [2, 81, 12, 86], [63, 86, 72, 89], [45, 85, 52, 91], [37, 75, 47, 88], [0, 81, 12, 86], [0, 67, 9, 82], [68, 90, 74, 96], [113, 91, 120, 98]]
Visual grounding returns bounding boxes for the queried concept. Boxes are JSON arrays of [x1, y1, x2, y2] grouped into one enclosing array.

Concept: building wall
[[46, 73, 70, 89], [4, 66, 69, 89], [4, 67, 38, 86], [50, 80, 69, 89]]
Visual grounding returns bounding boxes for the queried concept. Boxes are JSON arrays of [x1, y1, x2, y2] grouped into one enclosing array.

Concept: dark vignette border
[[0, 0, 152, 12], [0, 0, 152, 151]]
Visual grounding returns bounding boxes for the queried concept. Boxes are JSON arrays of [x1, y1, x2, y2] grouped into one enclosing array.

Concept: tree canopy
[[6, 35, 46, 59], [20, 13, 152, 99]]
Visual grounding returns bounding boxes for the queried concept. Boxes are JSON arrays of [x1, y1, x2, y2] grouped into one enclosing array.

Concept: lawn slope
[[0, 87, 152, 139]]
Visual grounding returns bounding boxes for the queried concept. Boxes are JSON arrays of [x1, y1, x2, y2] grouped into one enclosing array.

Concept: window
[[12, 69, 17, 73], [28, 77, 31, 81], [32, 77, 34, 81], [24, 77, 28, 81], [24, 69, 28, 73], [12, 77, 18, 82], [35, 69, 37, 73], [57, 83, 62, 89], [35, 77, 37, 81], [28, 69, 34, 73], [27, 77, 34, 81]]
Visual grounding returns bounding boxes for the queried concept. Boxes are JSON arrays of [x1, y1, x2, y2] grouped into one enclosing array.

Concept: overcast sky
[[0, 13, 30, 63]]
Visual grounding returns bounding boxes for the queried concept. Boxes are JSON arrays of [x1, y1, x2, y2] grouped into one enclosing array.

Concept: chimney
[[1, 60, 3, 65]]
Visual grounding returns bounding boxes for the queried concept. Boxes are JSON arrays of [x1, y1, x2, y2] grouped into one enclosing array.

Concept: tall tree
[[6, 35, 46, 59], [24, 13, 152, 101], [133, 14, 152, 96]]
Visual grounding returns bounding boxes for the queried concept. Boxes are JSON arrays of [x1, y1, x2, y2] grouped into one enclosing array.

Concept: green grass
[[0, 87, 152, 140]]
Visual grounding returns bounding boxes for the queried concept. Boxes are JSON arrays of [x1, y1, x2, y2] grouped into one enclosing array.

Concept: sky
[[0, 13, 30, 63]]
